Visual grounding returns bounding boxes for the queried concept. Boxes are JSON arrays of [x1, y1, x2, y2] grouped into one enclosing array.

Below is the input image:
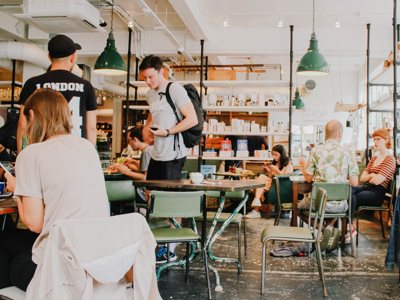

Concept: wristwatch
[[166, 129, 170, 137]]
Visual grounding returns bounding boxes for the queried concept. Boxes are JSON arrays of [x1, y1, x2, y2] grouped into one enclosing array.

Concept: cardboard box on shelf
[[219, 150, 233, 158], [255, 150, 269, 159]]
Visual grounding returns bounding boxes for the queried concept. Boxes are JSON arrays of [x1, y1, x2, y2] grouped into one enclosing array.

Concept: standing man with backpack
[[139, 55, 199, 180]]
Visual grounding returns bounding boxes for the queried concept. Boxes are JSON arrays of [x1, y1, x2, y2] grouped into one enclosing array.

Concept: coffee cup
[[0, 182, 5, 194], [189, 172, 204, 184]]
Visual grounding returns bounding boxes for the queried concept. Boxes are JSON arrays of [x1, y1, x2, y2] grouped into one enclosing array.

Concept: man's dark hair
[[128, 126, 143, 141], [139, 55, 163, 71]]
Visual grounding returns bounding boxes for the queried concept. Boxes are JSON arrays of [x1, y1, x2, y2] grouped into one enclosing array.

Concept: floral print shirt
[[305, 139, 359, 182]]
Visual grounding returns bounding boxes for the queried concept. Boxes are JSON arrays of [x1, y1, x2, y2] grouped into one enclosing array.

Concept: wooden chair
[[260, 187, 329, 297]]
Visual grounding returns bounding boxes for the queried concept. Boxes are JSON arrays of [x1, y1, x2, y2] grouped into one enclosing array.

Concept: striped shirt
[[365, 155, 396, 190]]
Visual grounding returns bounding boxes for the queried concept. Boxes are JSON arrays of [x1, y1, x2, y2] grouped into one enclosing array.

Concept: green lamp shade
[[292, 88, 305, 110], [94, 32, 127, 76], [296, 33, 329, 76]]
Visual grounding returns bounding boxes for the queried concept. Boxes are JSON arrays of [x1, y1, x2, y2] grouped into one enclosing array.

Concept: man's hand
[[150, 127, 169, 137]]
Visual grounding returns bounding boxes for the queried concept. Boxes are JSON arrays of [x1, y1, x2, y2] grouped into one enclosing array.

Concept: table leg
[[291, 182, 299, 227], [206, 193, 249, 274]]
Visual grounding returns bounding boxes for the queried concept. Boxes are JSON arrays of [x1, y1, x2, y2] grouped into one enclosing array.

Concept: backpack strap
[[165, 82, 181, 123], [163, 82, 180, 153]]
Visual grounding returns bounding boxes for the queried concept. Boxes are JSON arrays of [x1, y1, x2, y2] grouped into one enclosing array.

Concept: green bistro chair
[[106, 180, 169, 229], [147, 191, 212, 299], [356, 179, 396, 245], [303, 182, 354, 260], [260, 187, 329, 297], [105, 179, 136, 215], [266, 175, 294, 225], [201, 190, 247, 263]]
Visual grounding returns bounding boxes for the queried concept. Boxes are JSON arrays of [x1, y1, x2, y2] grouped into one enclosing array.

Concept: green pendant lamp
[[292, 88, 305, 110], [296, 0, 329, 76], [94, 3, 127, 76]]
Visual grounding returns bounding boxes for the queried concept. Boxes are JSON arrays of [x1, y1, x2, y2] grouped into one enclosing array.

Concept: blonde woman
[[0, 88, 109, 291], [246, 144, 293, 219]]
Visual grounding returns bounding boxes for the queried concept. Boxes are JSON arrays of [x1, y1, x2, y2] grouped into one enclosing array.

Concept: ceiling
[[0, 0, 397, 77]]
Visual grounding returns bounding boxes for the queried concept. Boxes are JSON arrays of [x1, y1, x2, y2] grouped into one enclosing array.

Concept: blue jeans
[[352, 185, 386, 214]]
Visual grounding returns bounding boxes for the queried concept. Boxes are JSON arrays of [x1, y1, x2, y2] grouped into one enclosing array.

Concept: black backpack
[[0, 107, 19, 152], [165, 82, 203, 148]]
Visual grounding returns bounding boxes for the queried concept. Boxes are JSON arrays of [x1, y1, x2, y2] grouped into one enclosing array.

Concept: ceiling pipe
[[134, 0, 195, 63], [0, 41, 83, 77]]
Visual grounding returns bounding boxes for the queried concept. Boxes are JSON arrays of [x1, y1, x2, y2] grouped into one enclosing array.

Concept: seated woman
[[246, 144, 293, 219], [352, 128, 396, 214], [0, 88, 109, 291]]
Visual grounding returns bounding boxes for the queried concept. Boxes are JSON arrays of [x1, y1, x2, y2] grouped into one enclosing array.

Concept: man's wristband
[[166, 129, 170, 137]]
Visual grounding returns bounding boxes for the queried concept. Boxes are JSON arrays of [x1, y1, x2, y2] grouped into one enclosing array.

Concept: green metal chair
[[201, 190, 247, 263], [105, 180, 136, 215], [356, 179, 396, 245], [260, 187, 329, 297], [147, 190, 212, 299], [267, 176, 294, 225], [106, 180, 169, 229], [303, 182, 354, 260]]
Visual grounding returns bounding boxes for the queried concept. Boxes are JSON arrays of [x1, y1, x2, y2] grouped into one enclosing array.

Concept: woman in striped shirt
[[352, 128, 396, 214]]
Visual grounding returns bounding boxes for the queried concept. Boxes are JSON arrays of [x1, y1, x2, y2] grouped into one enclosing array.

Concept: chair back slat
[[311, 182, 350, 201], [206, 190, 245, 199], [105, 180, 136, 202], [149, 191, 205, 218], [267, 174, 293, 205], [312, 188, 328, 240]]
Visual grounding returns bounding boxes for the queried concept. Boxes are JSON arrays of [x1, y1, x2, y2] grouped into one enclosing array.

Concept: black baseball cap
[[48, 34, 82, 58]]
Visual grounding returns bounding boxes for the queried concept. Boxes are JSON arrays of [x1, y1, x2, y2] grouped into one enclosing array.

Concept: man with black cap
[[17, 34, 97, 152]]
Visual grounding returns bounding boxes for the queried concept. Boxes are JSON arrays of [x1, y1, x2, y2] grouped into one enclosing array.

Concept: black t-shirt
[[20, 70, 97, 139]]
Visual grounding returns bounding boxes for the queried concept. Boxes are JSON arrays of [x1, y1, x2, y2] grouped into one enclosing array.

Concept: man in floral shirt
[[299, 119, 359, 250], [300, 119, 359, 185]]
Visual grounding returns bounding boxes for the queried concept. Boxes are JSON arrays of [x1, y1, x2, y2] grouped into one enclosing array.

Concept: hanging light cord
[[111, 1, 114, 32], [312, 0, 315, 34]]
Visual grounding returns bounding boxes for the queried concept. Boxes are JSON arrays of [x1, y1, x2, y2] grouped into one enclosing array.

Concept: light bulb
[[334, 20, 340, 28]]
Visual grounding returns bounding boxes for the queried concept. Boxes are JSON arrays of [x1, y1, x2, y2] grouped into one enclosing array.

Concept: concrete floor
[[157, 213, 400, 299]]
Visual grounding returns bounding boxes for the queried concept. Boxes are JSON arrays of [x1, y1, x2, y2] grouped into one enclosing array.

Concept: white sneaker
[[246, 210, 261, 219], [345, 229, 357, 244], [251, 198, 262, 207]]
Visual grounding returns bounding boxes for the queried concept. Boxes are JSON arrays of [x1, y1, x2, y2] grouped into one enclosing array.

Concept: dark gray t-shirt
[[146, 81, 190, 161]]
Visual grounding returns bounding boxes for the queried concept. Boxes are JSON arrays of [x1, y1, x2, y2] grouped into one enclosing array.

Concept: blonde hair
[[24, 88, 72, 144]]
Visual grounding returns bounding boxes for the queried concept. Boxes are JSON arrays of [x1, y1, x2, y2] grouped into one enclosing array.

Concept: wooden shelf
[[202, 80, 289, 88], [370, 94, 394, 111], [203, 131, 289, 136], [203, 106, 288, 112], [199, 156, 272, 161], [370, 65, 399, 85]]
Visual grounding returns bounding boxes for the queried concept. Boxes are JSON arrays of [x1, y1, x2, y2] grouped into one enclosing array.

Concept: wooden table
[[289, 176, 312, 227], [134, 179, 264, 292], [0, 196, 17, 215], [103, 171, 130, 181]]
